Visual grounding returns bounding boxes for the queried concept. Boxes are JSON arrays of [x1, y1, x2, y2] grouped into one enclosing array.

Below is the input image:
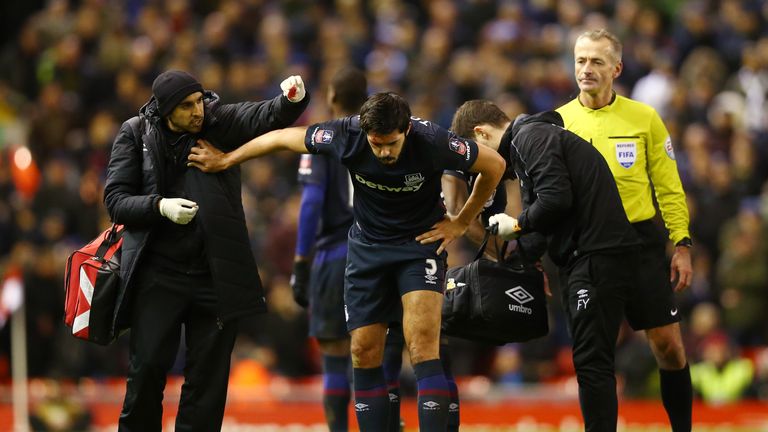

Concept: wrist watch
[[675, 237, 693, 248]]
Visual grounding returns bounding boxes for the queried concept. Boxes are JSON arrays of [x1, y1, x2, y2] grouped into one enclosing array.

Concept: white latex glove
[[280, 75, 306, 102], [159, 198, 199, 225], [488, 213, 521, 240]]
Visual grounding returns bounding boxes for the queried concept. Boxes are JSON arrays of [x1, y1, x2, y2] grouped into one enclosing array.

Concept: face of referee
[[573, 37, 622, 99]]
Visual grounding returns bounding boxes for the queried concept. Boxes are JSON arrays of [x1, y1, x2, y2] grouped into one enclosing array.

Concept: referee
[[557, 29, 693, 432]]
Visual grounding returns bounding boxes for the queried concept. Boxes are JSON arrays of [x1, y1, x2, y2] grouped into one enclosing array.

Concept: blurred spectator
[[28, 379, 93, 432], [691, 333, 754, 404], [716, 199, 768, 345], [754, 347, 768, 400], [724, 41, 768, 134], [491, 345, 524, 387], [688, 152, 741, 261], [685, 302, 724, 363], [631, 57, 676, 118], [31, 158, 79, 242], [22, 246, 62, 377]]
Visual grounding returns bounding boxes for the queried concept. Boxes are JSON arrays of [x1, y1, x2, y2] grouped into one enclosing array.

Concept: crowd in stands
[[1, 0, 767, 403]]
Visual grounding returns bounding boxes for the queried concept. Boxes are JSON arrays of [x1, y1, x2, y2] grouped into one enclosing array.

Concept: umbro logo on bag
[[507, 285, 534, 314], [506, 286, 534, 304]]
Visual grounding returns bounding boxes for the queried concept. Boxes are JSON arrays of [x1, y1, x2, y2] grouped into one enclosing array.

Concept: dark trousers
[[118, 268, 237, 432], [560, 251, 638, 432]]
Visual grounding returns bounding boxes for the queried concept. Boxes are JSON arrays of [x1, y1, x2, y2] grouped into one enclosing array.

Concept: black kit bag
[[442, 231, 549, 345]]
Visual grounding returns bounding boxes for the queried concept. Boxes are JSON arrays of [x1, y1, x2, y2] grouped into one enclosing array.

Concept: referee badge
[[615, 142, 636, 168], [664, 136, 676, 160]]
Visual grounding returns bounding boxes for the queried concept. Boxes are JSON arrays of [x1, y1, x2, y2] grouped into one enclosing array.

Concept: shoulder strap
[[127, 114, 166, 192], [474, 229, 511, 262], [474, 231, 490, 261], [127, 116, 144, 147], [94, 225, 122, 260]]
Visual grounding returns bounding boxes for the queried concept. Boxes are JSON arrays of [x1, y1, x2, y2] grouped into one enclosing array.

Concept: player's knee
[[406, 336, 439, 365], [318, 338, 351, 357], [350, 340, 382, 368], [408, 350, 438, 365]]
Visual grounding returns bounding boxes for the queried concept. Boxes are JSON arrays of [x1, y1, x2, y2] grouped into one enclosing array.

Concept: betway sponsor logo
[[354, 173, 424, 192]]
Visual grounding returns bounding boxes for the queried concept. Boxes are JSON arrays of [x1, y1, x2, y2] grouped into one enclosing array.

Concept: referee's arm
[[646, 112, 692, 291]]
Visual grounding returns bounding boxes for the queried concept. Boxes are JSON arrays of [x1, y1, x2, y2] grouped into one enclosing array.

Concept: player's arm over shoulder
[[189, 126, 309, 173]]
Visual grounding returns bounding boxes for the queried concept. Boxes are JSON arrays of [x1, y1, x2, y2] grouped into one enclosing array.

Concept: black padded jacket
[[104, 90, 309, 332], [502, 111, 639, 266]]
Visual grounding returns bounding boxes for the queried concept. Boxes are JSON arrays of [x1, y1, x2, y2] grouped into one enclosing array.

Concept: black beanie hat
[[152, 70, 204, 117]]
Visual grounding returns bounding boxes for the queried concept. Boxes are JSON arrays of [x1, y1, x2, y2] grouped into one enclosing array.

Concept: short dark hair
[[451, 100, 511, 139], [359, 92, 411, 135], [330, 66, 368, 114]]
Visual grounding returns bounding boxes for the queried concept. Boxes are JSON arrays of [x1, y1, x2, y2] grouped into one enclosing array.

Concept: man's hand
[[416, 215, 469, 254], [188, 139, 229, 173], [290, 260, 310, 308], [280, 75, 306, 103], [488, 213, 521, 240], [534, 261, 553, 297], [159, 198, 198, 225], [670, 246, 693, 292]]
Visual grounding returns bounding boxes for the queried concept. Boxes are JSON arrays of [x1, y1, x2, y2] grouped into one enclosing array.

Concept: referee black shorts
[[625, 220, 681, 331]]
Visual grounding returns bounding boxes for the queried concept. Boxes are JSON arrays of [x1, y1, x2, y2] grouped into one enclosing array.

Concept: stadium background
[[0, 0, 767, 430]]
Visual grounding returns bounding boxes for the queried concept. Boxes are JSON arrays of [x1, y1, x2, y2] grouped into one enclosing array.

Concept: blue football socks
[[322, 355, 351, 431], [414, 359, 450, 431], [353, 366, 389, 431]]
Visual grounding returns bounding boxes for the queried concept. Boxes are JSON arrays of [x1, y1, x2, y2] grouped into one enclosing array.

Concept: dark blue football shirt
[[297, 153, 354, 249], [304, 116, 479, 243]]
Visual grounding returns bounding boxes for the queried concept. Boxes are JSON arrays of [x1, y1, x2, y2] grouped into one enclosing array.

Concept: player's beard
[[377, 156, 397, 165]]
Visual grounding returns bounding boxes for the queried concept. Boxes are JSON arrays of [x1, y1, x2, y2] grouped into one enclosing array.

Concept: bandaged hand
[[488, 213, 521, 240], [159, 198, 199, 225], [280, 75, 306, 102]]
